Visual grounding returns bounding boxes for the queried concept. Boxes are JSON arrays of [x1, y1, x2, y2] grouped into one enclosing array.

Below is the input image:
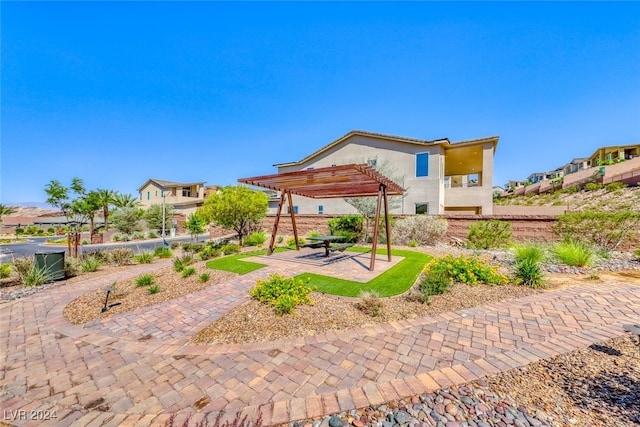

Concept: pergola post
[[287, 191, 300, 251], [383, 184, 392, 261], [267, 192, 286, 255], [369, 184, 385, 271]]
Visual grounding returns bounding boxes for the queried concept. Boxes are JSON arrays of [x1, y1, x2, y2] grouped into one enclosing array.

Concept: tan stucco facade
[[137, 179, 209, 216], [274, 131, 498, 215]]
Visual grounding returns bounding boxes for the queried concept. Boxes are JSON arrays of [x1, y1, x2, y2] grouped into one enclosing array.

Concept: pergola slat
[[238, 164, 405, 271]]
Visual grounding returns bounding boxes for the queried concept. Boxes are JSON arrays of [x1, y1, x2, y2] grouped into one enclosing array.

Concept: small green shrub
[[328, 215, 364, 243], [22, 264, 52, 287], [513, 243, 545, 265], [199, 246, 221, 261], [148, 231, 158, 239], [135, 274, 154, 286], [170, 241, 180, 249], [148, 284, 160, 294], [552, 241, 593, 267], [356, 291, 383, 317], [250, 273, 314, 314], [635, 247, 640, 261], [135, 252, 154, 264], [276, 236, 284, 244], [173, 254, 193, 272], [181, 267, 196, 278], [563, 185, 580, 194], [47, 227, 55, 234], [584, 182, 603, 191], [15, 228, 24, 235], [81, 256, 101, 272], [107, 248, 134, 265], [244, 231, 267, 247], [419, 269, 451, 301], [307, 230, 320, 238], [273, 294, 297, 315], [407, 239, 419, 248], [221, 244, 241, 255], [423, 255, 508, 285], [605, 182, 626, 192], [286, 237, 306, 247], [199, 273, 210, 283], [183, 243, 205, 253], [467, 220, 512, 250], [514, 259, 544, 288], [0, 263, 12, 278], [113, 234, 122, 242], [154, 247, 173, 258]]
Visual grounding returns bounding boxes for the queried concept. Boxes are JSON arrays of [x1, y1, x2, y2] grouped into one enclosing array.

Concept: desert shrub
[[584, 182, 603, 191], [514, 259, 544, 288], [467, 220, 512, 250], [328, 215, 364, 243], [605, 182, 626, 192], [64, 258, 80, 278], [221, 244, 241, 255], [199, 246, 221, 261], [132, 232, 145, 240], [12, 257, 33, 278], [423, 255, 508, 286], [107, 248, 134, 265], [170, 241, 180, 249], [356, 291, 383, 317], [154, 247, 173, 258], [148, 231, 158, 239], [199, 273, 210, 283], [148, 284, 160, 294], [0, 263, 12, 278], [47, 227, 55, 234], [635, 247, 640, 261], [418, 269, 451, 301], [307, 230, 320, 238], [183, 243, 205, 253], [250, 274, 314, 314], [15, 228, 24, 235], [112, 234, 122, 242], [553, 211, 640, 251], [135, 252, 154, 264], [551, 241, 593, 267], [392, 216, 448, 246], [562, 185, 580, 194], [81, 256, 101, 273], [82, 250, 109, 263], [244, 231, 267, 247], [14, 258, 51, 286], [135, 274, 154, 287], [276, 236, 284, 244], [407, 239, 419, 248], [25, 225, 39, 235], [181, 267, 196, 278]]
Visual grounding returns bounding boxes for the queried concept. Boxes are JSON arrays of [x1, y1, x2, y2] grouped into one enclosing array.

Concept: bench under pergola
[[238, 164, 405, 271]]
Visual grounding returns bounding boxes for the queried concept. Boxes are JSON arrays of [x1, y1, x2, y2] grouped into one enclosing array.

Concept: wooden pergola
[[238, 164, 405, 271]]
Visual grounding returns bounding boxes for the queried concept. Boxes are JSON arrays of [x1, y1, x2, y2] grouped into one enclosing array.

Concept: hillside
[[494, 186, 640, 213]]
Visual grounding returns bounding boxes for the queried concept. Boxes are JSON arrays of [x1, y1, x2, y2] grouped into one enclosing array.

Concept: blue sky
[[2, 1, 639, 205]]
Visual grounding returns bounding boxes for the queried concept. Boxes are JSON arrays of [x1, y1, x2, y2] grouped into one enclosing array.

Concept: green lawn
[[206, 246, 431, 297], [205, 250, 270, 275], [295, 247, 431, 297]]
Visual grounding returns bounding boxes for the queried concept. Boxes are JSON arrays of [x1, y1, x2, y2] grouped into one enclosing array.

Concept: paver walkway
[[1, 258, 639, 427]]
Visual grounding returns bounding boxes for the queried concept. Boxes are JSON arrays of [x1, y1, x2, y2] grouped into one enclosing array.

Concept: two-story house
[[137, 179, 218, 215], [273, 130, 498, 215]]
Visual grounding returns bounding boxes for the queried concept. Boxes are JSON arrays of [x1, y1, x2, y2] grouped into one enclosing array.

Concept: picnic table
[[302, 235, 354, 257]]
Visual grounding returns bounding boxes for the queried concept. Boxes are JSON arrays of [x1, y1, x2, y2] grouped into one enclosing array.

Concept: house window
[[287, 206, 299, 214], [147, 191, 150, 200], [155, 191, 158, 196], [318, 205, 324, 214], [182, 187, 191, 197], [416, 153, 429, 177], [306, 167, 314, 170], [367, 159, 377, 167], [415, 203, 428, 214]]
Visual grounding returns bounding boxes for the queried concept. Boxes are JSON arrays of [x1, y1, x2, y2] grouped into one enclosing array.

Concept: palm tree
[[0, 204, 18, 224], [96, 189, 116, 231], [112, 193, 139, 208]]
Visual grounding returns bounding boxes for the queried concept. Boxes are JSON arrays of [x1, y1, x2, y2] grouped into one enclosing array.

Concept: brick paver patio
[[1, 254, 639, 426]]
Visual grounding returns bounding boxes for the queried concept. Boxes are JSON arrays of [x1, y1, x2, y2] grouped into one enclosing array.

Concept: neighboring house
[[587, 144, 640, 166], [563, 158, 589, 176], [137, 179, 216, 215], [504, 180, 528, 192], [526, 168, 564, 184], [273, 130, 499, 215]]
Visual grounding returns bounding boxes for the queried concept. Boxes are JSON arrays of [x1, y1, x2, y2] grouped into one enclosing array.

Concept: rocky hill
[[495, 186, 640, 213]]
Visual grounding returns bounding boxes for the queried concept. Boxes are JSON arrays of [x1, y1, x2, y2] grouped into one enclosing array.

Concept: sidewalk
[[1, 261, 639, 426]]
